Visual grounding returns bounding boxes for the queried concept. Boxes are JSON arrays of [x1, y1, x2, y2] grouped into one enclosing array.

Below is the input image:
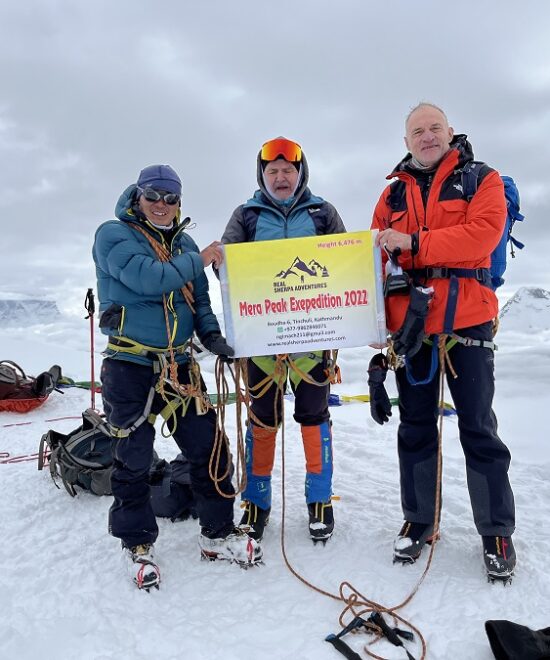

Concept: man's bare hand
[[376, 229, 412, 253], [200, 241, 224, 268]]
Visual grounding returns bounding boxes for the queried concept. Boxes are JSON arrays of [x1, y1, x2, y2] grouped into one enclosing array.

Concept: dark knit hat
[[137, 164, 182, 195]]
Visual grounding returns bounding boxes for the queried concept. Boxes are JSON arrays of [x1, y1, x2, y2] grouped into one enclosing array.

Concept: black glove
[[391, 286, 432, 359], [485, 619, 550, 660], [367, 353, 392, 425], [201, 333, 234, 363]]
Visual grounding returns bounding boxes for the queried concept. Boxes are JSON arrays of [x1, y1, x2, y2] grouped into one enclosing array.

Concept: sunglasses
[[138, 187, 180, 205], [260, 137, 302, 163]]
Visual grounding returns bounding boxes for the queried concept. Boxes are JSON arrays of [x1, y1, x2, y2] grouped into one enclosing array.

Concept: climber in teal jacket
[[93, 164, 262, 591], [93, 178, 221, 363]]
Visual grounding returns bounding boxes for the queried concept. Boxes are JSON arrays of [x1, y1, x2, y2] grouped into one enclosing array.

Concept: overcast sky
[[1, 0, 548, 313]]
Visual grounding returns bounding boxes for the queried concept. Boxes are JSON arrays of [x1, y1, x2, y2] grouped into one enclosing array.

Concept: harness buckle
[[425, 267, 449, 279]]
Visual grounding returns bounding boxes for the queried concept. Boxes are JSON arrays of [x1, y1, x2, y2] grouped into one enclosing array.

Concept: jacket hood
[[256, 150, 310, 211], [390, 133, 475, 177]]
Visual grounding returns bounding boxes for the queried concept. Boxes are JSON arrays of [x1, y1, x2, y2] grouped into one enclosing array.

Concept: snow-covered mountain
[[0, 299, 61, 327], [499, 286, 550, 332]]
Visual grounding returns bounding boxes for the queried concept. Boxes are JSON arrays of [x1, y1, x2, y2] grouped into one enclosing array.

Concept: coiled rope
[[254, 341, 452, 659]]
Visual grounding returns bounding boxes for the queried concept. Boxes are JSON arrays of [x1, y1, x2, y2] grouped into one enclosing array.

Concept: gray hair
[[405, 102, 449, 128]]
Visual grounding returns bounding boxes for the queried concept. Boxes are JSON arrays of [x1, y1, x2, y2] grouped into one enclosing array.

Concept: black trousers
[[101, 358, 234, 548], [395, 322, 515, 536], [247, 358, 330, 427]]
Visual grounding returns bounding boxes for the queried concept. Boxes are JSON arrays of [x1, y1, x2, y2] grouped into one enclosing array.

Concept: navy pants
[[101, 358, 234, 548], [247, 359, 330, 427], [395, 322, 515, 536]]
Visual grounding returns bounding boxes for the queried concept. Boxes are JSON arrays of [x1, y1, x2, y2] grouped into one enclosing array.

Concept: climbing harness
[[107, 223, 211, 440]]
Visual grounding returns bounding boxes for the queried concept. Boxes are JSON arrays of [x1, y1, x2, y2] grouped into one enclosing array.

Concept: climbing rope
[[0, 451, 43, 464], [209, 351, 337, 499], [208, 345, 450, 657], [209, 358, 247, 498], [130, 222, 195, 312], [274, 339, 456, 660]]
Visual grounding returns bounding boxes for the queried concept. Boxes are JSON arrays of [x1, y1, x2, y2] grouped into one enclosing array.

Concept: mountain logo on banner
[[274, 256, 330, 282]]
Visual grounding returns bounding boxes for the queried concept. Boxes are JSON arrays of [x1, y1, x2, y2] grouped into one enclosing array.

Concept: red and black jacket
[[371, 134, 506, 335]]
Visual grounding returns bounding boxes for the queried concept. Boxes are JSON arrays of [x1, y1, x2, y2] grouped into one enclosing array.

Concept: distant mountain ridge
[[499, 287, 550, 332], [0, 299, 61, 327]]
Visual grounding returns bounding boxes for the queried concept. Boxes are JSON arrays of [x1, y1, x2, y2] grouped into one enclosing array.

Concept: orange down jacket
[[371, 135, 506, 335]]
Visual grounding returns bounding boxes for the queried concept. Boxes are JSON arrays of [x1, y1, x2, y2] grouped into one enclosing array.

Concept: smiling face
[[263, 158, 300, 200], [405, 105, 454, 168], [138, 191, 178, 226]]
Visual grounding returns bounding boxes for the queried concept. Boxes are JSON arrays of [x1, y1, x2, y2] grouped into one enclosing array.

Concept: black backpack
[[39, 410, 197, 518], [38, 409, 113, 497], [149, 451, 197, 521]]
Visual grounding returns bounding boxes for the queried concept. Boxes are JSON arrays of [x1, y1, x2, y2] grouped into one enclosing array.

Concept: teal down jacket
[[93, 184, 220, 365]]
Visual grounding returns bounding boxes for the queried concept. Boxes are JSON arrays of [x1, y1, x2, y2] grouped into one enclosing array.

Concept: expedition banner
[[218, 231, 386, 358]]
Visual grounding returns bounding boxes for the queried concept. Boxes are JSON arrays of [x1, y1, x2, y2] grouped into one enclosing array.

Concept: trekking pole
[[84, 288, 96, 410]]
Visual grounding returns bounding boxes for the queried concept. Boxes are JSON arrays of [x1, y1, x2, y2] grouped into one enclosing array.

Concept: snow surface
[[1, 289, 550, 660]]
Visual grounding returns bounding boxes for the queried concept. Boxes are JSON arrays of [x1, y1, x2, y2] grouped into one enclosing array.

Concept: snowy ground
[[1, 292, 550, 660]]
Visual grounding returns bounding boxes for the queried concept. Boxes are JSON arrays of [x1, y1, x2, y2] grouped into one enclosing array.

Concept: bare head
[[404, 103, 454, 168]]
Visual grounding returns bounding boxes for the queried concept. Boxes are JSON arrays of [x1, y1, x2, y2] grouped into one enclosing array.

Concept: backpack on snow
[[149, 451, 197, 521], [38, 410, 197, 518], [0, 361, 34, 400], [38, 409, 113, 497], [1, 361, 61, 413], [461, 162, 525, 290]]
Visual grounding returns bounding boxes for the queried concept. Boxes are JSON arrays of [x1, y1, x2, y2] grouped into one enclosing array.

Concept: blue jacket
[[93, 184, 220, 365]]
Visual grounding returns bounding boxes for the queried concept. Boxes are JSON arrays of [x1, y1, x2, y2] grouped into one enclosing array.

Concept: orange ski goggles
[[260, 137, 302, 163]]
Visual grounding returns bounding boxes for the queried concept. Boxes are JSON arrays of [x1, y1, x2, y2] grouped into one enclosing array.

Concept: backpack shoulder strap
[[387, 180, 407, 211], [461, 161, 493, 201], [307, 201, 333, 234], [241, 206, 260, 241]]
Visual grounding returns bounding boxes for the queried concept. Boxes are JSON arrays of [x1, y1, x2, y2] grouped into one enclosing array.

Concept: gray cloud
[[1, 0, 548, 312]]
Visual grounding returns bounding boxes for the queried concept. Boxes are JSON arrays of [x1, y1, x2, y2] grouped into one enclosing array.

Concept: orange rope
[[274, 339, 457, 659]]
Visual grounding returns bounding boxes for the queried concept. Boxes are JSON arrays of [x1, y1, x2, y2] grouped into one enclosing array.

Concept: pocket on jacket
[[438, 200, 468, 226], [99, 304, 125, 333], [388, 210, 407, 227]]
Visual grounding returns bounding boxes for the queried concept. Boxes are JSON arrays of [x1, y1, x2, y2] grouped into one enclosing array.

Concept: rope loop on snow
[[274, 343, 452, 660]]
